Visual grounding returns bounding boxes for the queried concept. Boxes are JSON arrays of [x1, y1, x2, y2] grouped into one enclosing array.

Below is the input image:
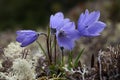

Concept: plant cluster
[[16, 9, 106, 79], [0, 9, 109, 80], [16, 9, 106, 65]]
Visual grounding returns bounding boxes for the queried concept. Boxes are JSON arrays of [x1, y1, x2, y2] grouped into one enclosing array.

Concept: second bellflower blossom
[[50, 12, 70, 33], [78, 9, 106, 37], [56, 22, 79, 50], [16, 30, 39, 47]]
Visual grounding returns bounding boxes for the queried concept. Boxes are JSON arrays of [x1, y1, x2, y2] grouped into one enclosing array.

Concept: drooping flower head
[[77, 9, 106, 37], [50, 12, 70, 34], [16, 30, 39, 47], [56, 22, 79, 50]]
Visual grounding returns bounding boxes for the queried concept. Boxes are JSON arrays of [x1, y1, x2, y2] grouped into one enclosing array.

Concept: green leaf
[[74, 48, 84, 67], [68, 51, 73, 69]]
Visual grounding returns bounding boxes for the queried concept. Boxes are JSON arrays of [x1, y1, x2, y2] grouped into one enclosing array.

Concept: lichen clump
[[12, 58, 35, 80], [0, 42, 43, 80], [4, 42, 24, 59]]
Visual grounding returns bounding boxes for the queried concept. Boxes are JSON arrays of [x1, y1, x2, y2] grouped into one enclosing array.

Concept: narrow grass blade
[[68, 51, 73, 69], [74, 48, 84, 67]]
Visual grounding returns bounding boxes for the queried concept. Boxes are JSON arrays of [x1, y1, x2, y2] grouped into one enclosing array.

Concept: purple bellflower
[[50, 12, 79, 50], [78, 9, 106, 37], [50, 12, 70, 34], [56, 22, 79, 50], [16, 30, 39, 47]]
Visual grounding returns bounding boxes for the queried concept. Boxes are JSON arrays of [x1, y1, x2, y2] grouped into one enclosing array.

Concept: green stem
[[46, 37, 52, 65], [47, 26, 53, 64], [60, 47, 64, 66], [36, 41, 47, 57], [70, 51, 73, 63], [54, 35, 57, 65], [49, 36, 52, 63], [68, 51, 73, 68]]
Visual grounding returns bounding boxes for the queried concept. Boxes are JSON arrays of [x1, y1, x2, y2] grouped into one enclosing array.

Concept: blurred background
[[0, 0, 120, 65]]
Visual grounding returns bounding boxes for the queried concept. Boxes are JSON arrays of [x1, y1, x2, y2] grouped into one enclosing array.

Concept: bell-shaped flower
[[78, 9, 106, 37], [16, 30, 39, 47], [56, 22, 79, 50], [50, 12, 70, 34]]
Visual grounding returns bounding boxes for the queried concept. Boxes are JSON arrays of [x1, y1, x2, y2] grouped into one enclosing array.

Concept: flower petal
[[57, 36, 75, 50], [16, 34, 25, 42], [16, 30, 36, 42], [56, 23, 79, 50], [21, 34, 38, 47], [78, 10, 90, 32], [16, 30, 38, 47], [65, 30, 80, 39], [77, 9, 106, 37], [61, 22, 75, 31], [85, 10, 100, 25], [87, 21, 106, 35], [50, 12, 64, 29], [63, 18, 70, 25]]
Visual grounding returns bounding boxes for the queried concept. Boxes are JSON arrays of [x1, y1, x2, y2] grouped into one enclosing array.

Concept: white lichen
[[0, 61, 2, 69], [98, 50, 103, 80], [1, 42, 44, 80], [4, 42, 24, 59], [12, 58, 35, 80], [63, 64, 88, 80], [0, 72, 6, 79]]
